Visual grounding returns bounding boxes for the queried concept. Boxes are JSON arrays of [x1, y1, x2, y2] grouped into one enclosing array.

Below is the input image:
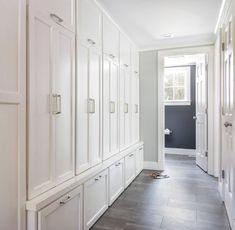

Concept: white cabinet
[[120, 68, 132, 150], [76, 43, 102, 174], [124, 152, 136, 188], [120, 33, 131, 69], [28, 0, 75, 32], [77, 0, 102, 50], [103, 14, 119, 61], [135, 146, 144, 175], [131, 71, 140, 144], [38, 186, 83, 230], [103, 55, 119, 160], [109, 159, 124, 205], [84, 170, 108, 230], [131, 46, 139, 74], [28, 10, 75, 199]]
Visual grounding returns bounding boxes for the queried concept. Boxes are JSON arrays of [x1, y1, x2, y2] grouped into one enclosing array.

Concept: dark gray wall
[[165, 65, 196, 149]]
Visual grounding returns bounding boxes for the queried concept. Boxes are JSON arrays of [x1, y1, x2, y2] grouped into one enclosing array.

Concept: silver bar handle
[[124, 103, 129, 113], [129, 153, 134, 157], [124, 64, 129, 68], [88, 98, 95, 114], [110, 101, 115, 113], [60, 195, 71, 205], [87, 38, 96, 45], [52, 94, 61, 115], [57, 95, 61, 114], [109, 54, 115, 59], [50, 13, 63, 23]]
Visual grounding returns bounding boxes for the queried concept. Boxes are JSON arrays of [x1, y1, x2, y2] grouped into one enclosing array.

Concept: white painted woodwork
[[38, 186, 83, 230], [103, 55, 119, 160], [221, 14, 235, 225], [0, 0, 26, 229], [76, 44, 102, 174], [135, 146, 144, 175], [195, 54, 208, 172], [103, 14, 119, 61], [108, 159, 124, 205], [124, 152, 136, 188], [28, 0, 75, 32], [54, 25, 75, 184], [84, 170, 108, 230], [77, 0, 102, 50], [131, 46, 139, 74], [120, 33, 131, 69], [28, 9, 75, 198]]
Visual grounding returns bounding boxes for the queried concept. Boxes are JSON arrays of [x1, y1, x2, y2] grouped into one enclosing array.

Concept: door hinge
[[222, 170, 225, 179], [205, 151, 208, 157], [222, 42, 225, 51]]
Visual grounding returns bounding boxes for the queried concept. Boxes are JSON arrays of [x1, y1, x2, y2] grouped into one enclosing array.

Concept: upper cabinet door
[[77, 0, 102, 50], [120, 33, 131, 69], [54, 25, 75, 184], [28, 10, 55, 199], [103, 15, 119, 62], [28, 0, 75, 32]]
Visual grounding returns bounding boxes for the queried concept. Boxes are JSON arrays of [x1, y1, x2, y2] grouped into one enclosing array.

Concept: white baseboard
[[144, 161, 164, 170], [165, 148, 196, 156]]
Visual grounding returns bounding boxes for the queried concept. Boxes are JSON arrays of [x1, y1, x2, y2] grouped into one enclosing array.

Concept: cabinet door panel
[[136, 146, 144, 175], [84, 170, 108, 230], [103, 15, 119, 59], [54, 26, 75, 183], [103, 57, 111, 159], [76, 44, 90, 174], [38, 186, 83, 230], [109, 160, 124, 205], [125, 152, 136, 188], [110, 61, 119, 154], [119, 68, 125, 150], [28, 11, 55, 198], [89, 48, 102, 166], [77, 0, 102, 49]]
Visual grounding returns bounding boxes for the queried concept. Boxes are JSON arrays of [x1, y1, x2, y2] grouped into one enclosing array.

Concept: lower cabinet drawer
[[136, 146, 144, 175], [84, 169, 109, 229], [124, 152, 136, 188], [38, 186, 83, 230], [109, 159, 124, 205]]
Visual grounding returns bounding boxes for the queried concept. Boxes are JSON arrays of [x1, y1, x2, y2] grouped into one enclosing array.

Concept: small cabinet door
[[28, 0, 75, 32], [103, 55, 119, 160], [38, 186, 83, 230], [124, 152, 136, 188], [77, 0, 102, 50], [84, 170, 108, 230], [136, 146, 144, 175], [109, 159, 124, 205], [120, 33, 131, 69], [103, 14, 119, 61], [54, 25, 75, 184]]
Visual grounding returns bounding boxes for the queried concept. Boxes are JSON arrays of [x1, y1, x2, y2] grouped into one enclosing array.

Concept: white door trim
[[157, 46, 215, 175]]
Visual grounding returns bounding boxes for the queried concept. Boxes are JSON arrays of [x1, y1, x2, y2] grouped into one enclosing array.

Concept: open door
[[221, 17, 234, 226], [195, 54, 208, 172]]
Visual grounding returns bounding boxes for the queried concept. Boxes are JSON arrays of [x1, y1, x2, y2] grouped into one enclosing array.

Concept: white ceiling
[[97, 0, 223, 50]]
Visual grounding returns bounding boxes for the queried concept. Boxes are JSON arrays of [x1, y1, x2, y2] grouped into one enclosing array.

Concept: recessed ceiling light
[[161, 33, 173, 38]]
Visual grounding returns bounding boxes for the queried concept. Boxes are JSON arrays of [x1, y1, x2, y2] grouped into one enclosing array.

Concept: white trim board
[[165, 148, 196, 156]]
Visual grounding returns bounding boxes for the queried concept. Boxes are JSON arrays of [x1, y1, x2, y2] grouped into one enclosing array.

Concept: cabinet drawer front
[[38, 186, 83, 230], [125, 153, 136, 187], [109, 160, 124, 205], [84, 170, 108, 229]]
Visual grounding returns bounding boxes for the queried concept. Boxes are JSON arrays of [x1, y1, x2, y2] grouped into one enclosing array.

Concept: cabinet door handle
[[88, 98, 95, 113], [110, 101, 115, 113], [50, 13, 63, 23], [59, 195, 71, 205], [124, 64, 129, 68], [87, 38, 96, 45], [139, 147, 143, 150], [129, 153, 134, 157], [109, 54, 115, 59], [95, 178, 99, 182], [57, 95, 61, 114], [135, 104, 139, 113], [124, 103, 129, 113], [52, 94, 61, 115], [134, 71, 139, 74]]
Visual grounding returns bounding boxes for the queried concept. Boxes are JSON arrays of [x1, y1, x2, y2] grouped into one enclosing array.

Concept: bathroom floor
[[91, 154, 230, 230]]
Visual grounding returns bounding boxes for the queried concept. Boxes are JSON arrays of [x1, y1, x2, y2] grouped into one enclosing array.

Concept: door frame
[[157, 46, 216, 176]]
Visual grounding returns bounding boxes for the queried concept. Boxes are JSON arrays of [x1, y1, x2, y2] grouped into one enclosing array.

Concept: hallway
[[92, 155, 230, 230]]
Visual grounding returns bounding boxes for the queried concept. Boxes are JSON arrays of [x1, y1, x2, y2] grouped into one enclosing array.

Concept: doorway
[[157, 46, 215, 175]]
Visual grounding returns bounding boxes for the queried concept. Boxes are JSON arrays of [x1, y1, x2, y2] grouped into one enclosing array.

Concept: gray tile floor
[[91, 154, 231, 230]]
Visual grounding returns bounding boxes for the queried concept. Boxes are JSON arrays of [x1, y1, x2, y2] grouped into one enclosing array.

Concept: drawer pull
[[50, 13, 63, 23], [115, 162, 121, 167], [139, 147, 143, 150], [88, 98, 95, 114], [124, 64, 129, 68], [87, 38, 96, 45], [52, 94, 62, 115], [59, 195, 71, 205], [129, 154, 134, 157], [95, 178, 99, 182], [99, 175, 102, 178]]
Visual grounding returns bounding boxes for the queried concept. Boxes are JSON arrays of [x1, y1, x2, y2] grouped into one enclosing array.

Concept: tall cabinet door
[[76, 44, 90, 174], [89, 47, 102, 166], [28, 10, 55, 199], [54, 26, 75, 184], [119, 68, 125, 150]]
